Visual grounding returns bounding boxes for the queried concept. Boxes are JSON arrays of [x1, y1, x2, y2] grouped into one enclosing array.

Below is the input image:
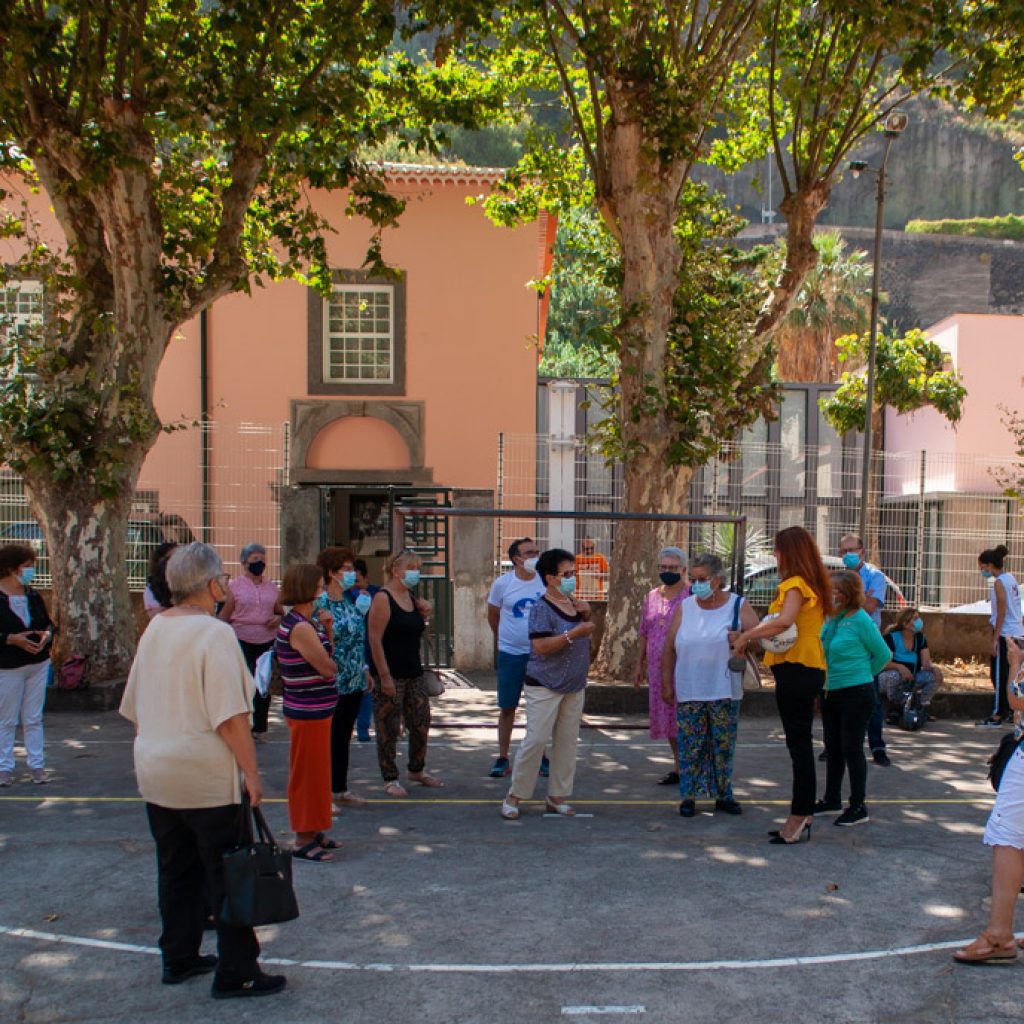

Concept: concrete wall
[[450, 490, 498, 671]]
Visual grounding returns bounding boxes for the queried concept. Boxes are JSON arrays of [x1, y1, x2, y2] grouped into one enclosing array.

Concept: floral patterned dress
[[640, 585, 688, 740]]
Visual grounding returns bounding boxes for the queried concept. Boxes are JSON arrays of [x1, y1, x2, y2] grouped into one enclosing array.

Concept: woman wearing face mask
[[368, 550, 442, 797], [878, 608, 943, 716], [275, 563, 340, 861], [978, 545, 1024, 727], [816, 571, 892, 828], [635, 546, 689, 785], [219, 542, 284, 739], [660, 553, 758, 817], [500, 548, 595, 819], [0, 544, 54, 786], [314, 546, 371, 810]]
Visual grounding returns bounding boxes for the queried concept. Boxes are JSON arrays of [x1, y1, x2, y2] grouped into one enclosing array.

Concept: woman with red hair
[[731, 526, 832, 845]]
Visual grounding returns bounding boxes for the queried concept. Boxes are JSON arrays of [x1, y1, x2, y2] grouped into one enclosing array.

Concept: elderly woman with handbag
[[120, 542, 286, 998], [661, 553, 758, 818]]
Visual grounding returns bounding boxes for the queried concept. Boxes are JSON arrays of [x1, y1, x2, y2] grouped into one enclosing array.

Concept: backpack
[[57, 654, 89, 691]]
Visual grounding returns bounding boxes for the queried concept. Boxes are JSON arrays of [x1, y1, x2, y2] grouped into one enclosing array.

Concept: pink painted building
[[2, 164, 552, 666]]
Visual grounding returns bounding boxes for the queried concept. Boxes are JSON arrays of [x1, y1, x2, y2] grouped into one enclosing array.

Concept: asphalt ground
[[0, 685, 1021, 1024]]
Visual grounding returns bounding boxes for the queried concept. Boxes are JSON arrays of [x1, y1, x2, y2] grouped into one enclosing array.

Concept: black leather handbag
[[221, 795, 299, 927], [988, 732, 1024, 792]]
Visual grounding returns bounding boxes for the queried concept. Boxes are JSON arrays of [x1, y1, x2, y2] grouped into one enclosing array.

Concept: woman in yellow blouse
[[731, 526, 833, 845]]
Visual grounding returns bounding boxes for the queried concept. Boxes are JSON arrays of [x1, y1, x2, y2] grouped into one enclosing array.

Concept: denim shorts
[[497, 651, 531, 710]]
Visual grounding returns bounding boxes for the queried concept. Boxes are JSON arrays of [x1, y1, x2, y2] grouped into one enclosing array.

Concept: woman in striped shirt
[[275, 563, 340, 863]]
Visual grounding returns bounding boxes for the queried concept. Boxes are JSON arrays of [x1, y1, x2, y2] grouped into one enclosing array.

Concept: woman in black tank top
[[368, 551, 444, 797]]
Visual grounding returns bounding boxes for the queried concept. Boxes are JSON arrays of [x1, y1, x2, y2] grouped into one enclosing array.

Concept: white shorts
[[984, 747, 1024, 850]]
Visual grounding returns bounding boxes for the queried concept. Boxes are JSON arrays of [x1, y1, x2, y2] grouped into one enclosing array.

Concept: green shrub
[[905, 215, 1024, 241]]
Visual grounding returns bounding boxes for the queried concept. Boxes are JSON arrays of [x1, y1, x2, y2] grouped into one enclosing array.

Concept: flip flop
[[292, 840, 334, 863], [409, 773, 444, 788], [384, 781, 409, 798], [314, 832, 341, 850], [953, 934, 1018, 965]]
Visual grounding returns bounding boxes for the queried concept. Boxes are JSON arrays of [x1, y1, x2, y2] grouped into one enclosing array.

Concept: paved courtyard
[[0, 686, 1019, 1023]]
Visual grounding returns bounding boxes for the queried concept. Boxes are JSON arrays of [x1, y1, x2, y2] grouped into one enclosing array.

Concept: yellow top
[[763, 575, 826, 670]]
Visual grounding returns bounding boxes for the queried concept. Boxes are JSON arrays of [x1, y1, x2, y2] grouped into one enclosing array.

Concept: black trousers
[[239, 639, 274, 733], [772, 662, 825, 816], [145, 802, 260, 983], [991, 636, 1012, 720], [331, 690, 365, 793], [821, 682, 875, 810]]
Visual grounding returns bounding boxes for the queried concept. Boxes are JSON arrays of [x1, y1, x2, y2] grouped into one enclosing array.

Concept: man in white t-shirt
[[486, 537, 547, 778]]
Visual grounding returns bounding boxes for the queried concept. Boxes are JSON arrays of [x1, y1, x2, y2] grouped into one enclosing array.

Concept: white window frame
[[322, 283, 395, 385], [0, 279, 43, 377]]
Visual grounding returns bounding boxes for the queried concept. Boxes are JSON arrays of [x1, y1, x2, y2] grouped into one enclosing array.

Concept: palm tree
[[775, 230, 873, 383]]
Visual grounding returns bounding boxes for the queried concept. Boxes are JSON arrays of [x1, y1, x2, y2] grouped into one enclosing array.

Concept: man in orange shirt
[[576, 537, 610, 599]]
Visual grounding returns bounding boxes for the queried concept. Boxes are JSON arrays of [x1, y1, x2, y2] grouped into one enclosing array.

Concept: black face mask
[[659, 571, 681, 586], [248, 561, 266, 577]]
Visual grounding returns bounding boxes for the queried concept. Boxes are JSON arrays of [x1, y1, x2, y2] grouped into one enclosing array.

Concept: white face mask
[[523, 557, 539, 573]]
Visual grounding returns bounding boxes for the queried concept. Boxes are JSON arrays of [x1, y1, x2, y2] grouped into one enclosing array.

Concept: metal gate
[[319, 485, 453, 668]]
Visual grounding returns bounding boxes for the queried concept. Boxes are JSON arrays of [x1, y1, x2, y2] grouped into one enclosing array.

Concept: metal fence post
[[914, 449, 926, 606]]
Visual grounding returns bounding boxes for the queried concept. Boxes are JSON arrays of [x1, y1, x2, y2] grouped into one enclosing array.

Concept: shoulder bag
[[730, 595, 761, 692], [988, 732, 1024, 792], [221, 794, 299, 927]]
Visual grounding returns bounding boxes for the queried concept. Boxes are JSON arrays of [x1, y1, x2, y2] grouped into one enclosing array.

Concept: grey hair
[[689, 552, 725, 581], [166, 542, 223, 604], [240, 542, 266, 564], [659, 546, 687, 565]]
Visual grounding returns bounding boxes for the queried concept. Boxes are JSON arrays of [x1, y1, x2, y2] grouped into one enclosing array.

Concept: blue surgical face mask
[[691, 580, 713, 600], [355, 592, 373, 616], [912, 617, 924, 632], [342, 570, 357, 589], [981, 569, 994, 579], [842, 552, 861, 570], [659, 571, 682, 586], [402, 569, 421, 588], [558, 576, 577, 597], [18, 566, 35, 586]]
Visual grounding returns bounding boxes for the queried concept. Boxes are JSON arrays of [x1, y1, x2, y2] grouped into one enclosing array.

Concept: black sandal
[[293, 840, 334, 862], [314, 832, 341, 850]]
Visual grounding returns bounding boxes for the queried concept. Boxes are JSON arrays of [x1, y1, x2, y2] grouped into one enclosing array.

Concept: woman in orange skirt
[[275, 564, 340, 862]]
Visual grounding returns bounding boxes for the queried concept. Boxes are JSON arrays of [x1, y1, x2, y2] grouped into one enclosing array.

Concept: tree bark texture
[[23, 469, 142, 683], [592, 111, 692, 680]]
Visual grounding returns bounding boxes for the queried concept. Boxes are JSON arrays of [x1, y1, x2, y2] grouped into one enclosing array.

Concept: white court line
[[0, 923, 1013, 973], [562, 1007, 645, 1016]]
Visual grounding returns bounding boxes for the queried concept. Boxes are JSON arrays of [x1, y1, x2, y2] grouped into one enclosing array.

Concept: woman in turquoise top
[[818, 571, 892, 827], [315, 546, 372, 810]]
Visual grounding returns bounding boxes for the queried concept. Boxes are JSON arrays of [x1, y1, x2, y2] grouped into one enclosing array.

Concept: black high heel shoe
[[768, 818, 812, 844]]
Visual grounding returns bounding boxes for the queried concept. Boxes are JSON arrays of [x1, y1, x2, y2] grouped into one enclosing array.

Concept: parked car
[[741, 555, 907, 611], [0, 513, 194, 585]]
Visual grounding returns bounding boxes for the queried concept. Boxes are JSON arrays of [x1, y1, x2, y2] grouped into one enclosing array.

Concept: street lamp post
[[854, 109, 908, 546]]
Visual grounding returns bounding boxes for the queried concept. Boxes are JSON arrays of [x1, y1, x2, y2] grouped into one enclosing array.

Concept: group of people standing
[[120, 539, 444, 997]]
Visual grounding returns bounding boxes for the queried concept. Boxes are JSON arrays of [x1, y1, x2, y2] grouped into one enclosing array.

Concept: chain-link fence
[[0, 421, 286, 588], [497, 431, 1024, 610]]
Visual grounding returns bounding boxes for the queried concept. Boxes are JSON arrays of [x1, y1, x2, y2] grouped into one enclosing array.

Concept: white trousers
[[0, 660, 50, 772], [509, 685, 585, 800]]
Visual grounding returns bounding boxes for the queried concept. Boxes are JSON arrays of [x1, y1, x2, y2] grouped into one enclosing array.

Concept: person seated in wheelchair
[[878, 608, 943, 729]]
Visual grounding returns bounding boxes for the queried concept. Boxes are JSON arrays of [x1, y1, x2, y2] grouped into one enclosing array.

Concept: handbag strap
[[238, 790, 279, 848], [731, 594, 742, 632]]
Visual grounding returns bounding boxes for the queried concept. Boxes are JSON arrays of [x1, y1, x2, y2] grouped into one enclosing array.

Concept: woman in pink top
[[636, 546, 689, 785], [219, 542, 284, 737]]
